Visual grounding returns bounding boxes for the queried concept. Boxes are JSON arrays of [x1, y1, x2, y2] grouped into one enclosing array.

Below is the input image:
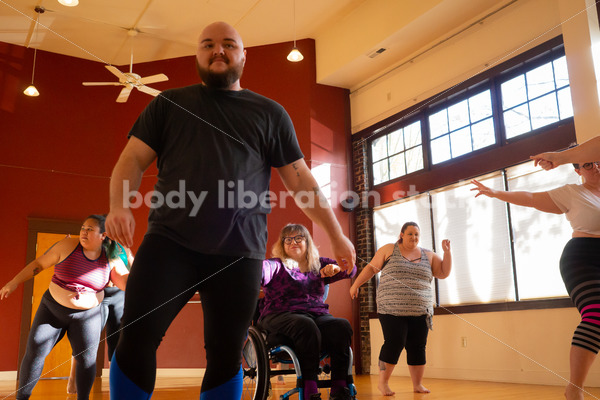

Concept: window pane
[[389, 153, 406, 181], [448, 99, 469, 131], [373, 193, 433, 251], [404, 121, 422, 148], [405, 146, 424, 174], [501, 75, 527, 110], [507, 161, 579, 300], [469, 90, 492, 123], [388, 130, 403, 155], [504, 104, 531, 139], [553, 56, 569, 89], [529, 92, 559, 130], [429, 109, 449, 138], [371, 136, 388, 162], [557, 87, 573, 119], [526, 62, 555, 99], [471, 117, 495, 150], [450, 127, 472, 158], [372, 160, 389, 185], [431, 135, 451, 164], [433, 175, 515, 305]]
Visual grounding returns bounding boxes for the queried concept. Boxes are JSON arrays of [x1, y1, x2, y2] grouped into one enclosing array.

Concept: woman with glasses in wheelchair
[[257, 223, 357, 400]]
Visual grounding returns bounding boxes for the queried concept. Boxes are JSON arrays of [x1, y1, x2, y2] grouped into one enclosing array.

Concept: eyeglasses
[[282, 235, 305, 245], [580, 162, 600, 170]]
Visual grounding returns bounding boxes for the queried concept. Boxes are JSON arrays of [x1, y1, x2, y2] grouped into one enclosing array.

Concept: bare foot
[[564, 383, 584, 400], [413, 384, 430, 393], [66, 378, 77, 394], [377, 382, 395, 396]]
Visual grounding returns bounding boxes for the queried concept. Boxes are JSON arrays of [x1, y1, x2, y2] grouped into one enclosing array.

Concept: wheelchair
[[241, 325, 357, 400]]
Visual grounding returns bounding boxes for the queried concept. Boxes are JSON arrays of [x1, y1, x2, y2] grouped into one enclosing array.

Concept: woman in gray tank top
[[350, 222, 451, 396]]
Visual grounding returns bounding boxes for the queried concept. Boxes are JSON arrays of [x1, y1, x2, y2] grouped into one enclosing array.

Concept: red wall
[[0, 38, 352, 371]]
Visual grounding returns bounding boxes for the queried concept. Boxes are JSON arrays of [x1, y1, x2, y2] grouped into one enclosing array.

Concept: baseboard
[[0, 371, 17, 381]]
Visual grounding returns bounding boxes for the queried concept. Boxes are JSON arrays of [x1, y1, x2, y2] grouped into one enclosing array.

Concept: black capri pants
[[113, 234, 262, 394], [378, 313, 429, 366]]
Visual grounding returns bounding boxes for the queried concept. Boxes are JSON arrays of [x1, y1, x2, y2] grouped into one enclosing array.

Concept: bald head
[[199, 21, 244, 50]]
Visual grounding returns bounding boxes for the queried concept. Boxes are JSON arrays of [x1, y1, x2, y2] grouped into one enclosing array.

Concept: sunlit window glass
[[501, 56, 572, 139]]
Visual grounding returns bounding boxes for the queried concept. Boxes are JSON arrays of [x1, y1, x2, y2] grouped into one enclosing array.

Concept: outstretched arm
[[349, 243, 393, 299], [470, 179, 563, 214], [531, 136, 600, 170], [0, 237, 74, 300], [277, 159, 356, 270], [106, 137, 157, 248]]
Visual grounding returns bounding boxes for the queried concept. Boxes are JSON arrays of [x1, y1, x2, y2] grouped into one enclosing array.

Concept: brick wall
[[352, 138, 375, 374]]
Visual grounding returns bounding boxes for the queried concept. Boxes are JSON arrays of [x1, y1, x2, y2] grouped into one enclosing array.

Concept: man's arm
[[277, 158, 356, 270], [106, 136, 157, 248]]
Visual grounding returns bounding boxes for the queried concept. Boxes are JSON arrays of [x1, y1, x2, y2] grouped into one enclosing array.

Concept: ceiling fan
[[82, 30, 168, 103]]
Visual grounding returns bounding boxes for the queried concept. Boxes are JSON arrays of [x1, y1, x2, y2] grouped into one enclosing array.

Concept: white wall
[[370, 307, 600, 386]]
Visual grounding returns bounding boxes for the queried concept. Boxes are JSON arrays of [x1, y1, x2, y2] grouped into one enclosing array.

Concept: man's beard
[[196, 58, 244, 89]]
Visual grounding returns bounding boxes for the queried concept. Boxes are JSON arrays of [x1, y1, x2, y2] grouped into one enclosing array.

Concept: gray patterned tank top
[[376, 243, 434, 326]]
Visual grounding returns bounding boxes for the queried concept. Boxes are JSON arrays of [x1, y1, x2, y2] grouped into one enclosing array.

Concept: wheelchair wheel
[[241, 326, 270, 400]]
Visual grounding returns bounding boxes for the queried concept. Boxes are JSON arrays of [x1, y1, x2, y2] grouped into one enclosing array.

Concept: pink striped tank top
[[51, 243, 111, 294]]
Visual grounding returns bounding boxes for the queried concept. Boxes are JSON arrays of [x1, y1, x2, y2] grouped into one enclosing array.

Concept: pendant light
[[24, 6, 44, 97], [287, 0, 303, 62], [58, 0, 79, 6]]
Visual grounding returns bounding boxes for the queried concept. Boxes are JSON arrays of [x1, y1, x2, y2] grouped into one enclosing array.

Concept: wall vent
[[366, 47, 387, 58]]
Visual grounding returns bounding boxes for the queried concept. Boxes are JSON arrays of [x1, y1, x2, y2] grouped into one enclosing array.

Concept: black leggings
[[101, 286, 125, 360], [113, 234, 262, 394], [378, 314, 428, 366], [258, 312, 353, 381], [560, 238, 600, 354], [17, 290, 102, 400]]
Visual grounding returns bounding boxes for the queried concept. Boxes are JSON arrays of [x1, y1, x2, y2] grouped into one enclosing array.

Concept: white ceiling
[[0, 0, 518, 89]]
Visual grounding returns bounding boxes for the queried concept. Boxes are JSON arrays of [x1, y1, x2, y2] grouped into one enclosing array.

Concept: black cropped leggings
[[560, 238, 600, 354], [113, 234, 262, 394], [378, 313, 428, 366], [17, 290, 102, 400]]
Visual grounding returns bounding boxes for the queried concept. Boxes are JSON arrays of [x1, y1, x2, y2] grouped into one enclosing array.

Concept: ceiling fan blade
[[82, 82, 122, 86], [137, 85, 161, 97], [106, 65, 125, 80], [139, 74, 169, 85], [116, 87, 133, 103]]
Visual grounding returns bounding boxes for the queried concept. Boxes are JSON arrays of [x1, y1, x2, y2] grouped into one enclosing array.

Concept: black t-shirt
[[129, 84, 304, 259]]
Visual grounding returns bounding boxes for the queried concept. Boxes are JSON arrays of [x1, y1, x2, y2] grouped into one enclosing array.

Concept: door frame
[[18, 218, 105, 378]]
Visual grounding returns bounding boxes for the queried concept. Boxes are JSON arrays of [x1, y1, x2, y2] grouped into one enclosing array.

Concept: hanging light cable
[[24, 6, 44, 97], [287, 0, 303, 62]]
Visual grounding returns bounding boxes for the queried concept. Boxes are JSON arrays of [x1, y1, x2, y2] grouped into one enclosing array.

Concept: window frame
[[365, 36, 572, 190]]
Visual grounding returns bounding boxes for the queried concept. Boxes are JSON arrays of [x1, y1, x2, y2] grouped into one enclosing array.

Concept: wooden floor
[[2, 375, 600, 400]]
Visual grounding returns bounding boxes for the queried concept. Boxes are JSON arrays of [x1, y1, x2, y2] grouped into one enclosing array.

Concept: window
[[372, 161, 578, 307], [501, 56, 573, 139], [371, 121, 423, 185], [430, 90, 495, 164], [367, 37, 573, 187]]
